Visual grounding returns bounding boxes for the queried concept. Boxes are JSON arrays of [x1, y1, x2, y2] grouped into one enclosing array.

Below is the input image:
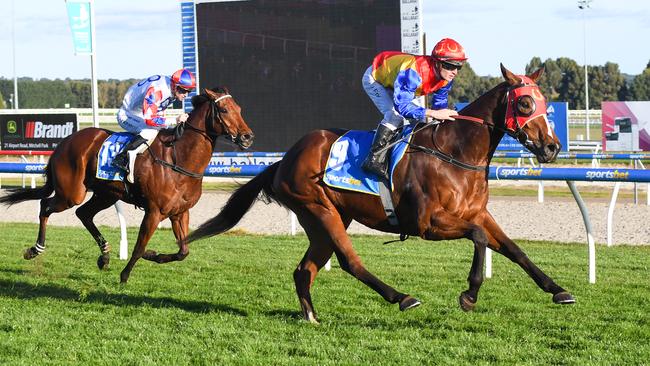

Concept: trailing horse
[[186, 65, 575, 323], [0, 88, 254, 283]]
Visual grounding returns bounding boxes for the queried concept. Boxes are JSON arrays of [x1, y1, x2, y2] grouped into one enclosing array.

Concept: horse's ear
[[223, 86, 230, 94], [500, 63, 522, 85], [204, 88, 218, 99], [528, 66, 544, 83]]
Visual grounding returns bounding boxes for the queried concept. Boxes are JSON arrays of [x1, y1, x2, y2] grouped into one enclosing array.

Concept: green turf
[[0, 223, 648, 365]]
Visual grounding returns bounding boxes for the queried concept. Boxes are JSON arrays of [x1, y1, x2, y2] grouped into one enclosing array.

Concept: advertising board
[[0, 114, 78, 151], [602, 101, 650, 152]]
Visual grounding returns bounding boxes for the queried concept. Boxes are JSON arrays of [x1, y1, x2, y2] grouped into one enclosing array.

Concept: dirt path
[[1, 189, 647, 246]]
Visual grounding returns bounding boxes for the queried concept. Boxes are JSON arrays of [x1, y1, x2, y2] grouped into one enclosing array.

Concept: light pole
[[578, 0, 592, 140]]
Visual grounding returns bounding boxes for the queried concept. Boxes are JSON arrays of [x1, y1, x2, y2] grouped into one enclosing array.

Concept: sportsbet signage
[[0, 114, 77, 151]]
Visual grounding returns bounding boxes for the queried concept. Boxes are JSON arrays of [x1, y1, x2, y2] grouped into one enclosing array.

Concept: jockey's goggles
[[440, 61, 462, 71], [176, 86, 192, 94]]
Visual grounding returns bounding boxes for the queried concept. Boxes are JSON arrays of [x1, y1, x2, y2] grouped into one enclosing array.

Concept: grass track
[[0, 223, 648, 365]]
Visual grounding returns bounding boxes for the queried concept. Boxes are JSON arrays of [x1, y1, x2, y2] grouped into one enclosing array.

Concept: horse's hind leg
[[75, 193, 118, 270], [295, 204, 419, 319], [24, 190, 85, 260], [142, 211, 190, 263], [293, 216, 350, 323], [479, 212, 575, 305]]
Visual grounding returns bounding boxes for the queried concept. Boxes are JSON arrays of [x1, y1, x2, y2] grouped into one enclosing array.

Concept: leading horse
[[0, 88, 254, 283], [185, 65, 575, 323]]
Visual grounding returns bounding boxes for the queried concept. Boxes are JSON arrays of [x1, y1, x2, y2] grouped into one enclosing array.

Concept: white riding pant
[[362, 66, 422, 131], [116, 111, 160, 148]]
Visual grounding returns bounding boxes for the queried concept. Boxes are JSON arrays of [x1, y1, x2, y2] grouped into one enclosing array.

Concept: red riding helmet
[[432, 38, 467, 67], [171, 68, 196, 91]]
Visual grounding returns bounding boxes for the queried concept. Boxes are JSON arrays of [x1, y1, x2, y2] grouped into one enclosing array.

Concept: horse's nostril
[[243, 134, 253, 142]]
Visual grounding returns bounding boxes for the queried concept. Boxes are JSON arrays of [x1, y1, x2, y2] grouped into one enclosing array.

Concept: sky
[[0, 0, 649, 81]]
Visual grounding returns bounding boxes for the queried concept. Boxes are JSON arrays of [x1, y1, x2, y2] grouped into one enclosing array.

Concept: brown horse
[[186, 65, 575, 323], [0, 87, 254, 283]]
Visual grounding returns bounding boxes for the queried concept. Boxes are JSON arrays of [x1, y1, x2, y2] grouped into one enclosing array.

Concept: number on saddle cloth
[[323, 125, 414, 195], [96, 132, 136, 181]]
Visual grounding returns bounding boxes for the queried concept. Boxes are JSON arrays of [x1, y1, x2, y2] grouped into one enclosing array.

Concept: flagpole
[[11, 0, 19, 109], [90, 0, 99, 127]]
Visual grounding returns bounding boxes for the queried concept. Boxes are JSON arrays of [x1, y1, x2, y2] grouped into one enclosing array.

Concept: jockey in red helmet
[[361, 38, 467, 179], [112, 68, 196, 183]]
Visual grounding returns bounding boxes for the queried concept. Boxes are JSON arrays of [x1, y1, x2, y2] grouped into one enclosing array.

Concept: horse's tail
[[185, 161, 280, 244], [0, 163, 54, 206]]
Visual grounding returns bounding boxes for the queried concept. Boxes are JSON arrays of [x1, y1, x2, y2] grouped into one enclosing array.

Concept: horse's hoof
[[459, 292, 476, 312], [399, 295, 421, 311], [553, 291, 576, 304], [305, 311, 320, 325], [120, 272, 130, 284], [23, 247, 38, 260], [97, 254, 110, 270]]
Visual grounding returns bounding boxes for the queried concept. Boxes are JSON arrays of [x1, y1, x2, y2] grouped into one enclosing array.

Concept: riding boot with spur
[[362, 124, 397, 180], [112, 135, 147, 173]]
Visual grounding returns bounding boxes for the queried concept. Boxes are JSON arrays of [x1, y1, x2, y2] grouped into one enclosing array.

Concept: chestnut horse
[[186, 65, 575, 323], [0, 88, 254, 283]]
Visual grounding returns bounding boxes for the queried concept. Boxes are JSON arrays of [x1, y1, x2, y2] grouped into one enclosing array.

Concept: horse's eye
[[219, 108, 227, 114], [516, 96, 535, 117]]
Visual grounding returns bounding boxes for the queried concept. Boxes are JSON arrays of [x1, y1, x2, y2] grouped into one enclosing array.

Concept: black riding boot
[[362, 124, 397, 180], [112, 135, 147, 172]]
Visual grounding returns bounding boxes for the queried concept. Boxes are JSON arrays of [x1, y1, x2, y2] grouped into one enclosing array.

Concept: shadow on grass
[[0, 268, 30, 276], [0, 279, 247, 316]]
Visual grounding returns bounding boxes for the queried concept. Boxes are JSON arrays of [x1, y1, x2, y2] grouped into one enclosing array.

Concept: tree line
[[449, 57, 650, 109], [0, 78, 137, 110], [1, 57, 649, 110]]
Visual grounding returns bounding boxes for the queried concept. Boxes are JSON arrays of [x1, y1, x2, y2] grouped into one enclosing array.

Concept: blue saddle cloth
[[323, 125, 414, 195], [95, 132, 135, 181]]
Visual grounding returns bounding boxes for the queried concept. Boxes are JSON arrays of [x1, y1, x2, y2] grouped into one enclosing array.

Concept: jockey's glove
[[177, 113, 189, 124], [164, 113, 189, 128]]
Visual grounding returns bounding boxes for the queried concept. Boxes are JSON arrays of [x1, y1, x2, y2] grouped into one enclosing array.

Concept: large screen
[[196, 0, 400, 151]]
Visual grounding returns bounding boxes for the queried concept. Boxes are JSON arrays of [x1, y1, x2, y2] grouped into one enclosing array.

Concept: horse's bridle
[[147, 94, 234, 179], [406, 80, 546, 171], [183, 94, 234, 143]]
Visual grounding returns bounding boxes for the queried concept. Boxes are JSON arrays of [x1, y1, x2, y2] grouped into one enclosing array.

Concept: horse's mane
[[191, 87, 228, 108]]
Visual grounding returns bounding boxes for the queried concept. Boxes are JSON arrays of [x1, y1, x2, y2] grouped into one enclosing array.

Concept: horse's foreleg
[[479, 212, 575, 304], [76, 194, 117, 270], [142, 211, 190, 263], [120, 211, 161, 283], [425, 211, 489, 311]]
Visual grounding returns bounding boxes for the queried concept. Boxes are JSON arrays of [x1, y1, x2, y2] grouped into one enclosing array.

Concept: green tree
[[527, 57, 563, 101], [0, 90, 5, 109], [588, 62, 626, 107], [628, 61, 650, 100]]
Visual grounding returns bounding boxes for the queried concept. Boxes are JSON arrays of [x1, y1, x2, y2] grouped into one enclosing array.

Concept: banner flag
[[65, 0, 93, 55]]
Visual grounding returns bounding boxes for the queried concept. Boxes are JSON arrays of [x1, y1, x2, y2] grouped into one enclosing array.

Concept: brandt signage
[[0, 114, 78, 151]]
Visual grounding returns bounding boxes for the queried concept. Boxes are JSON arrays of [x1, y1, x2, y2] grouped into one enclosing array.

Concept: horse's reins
[[147, 94, 233, 179], [377, 116, 488, 172], [388, 82, 539, 171]]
